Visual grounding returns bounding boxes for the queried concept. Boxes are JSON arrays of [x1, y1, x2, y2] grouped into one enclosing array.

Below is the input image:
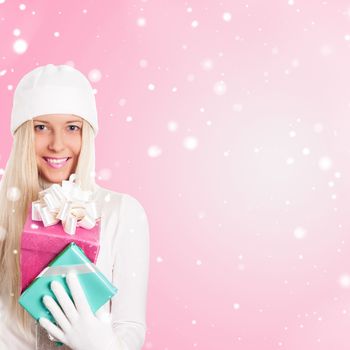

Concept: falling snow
[[13, 28, 21, 36], [191, 20, 199, 28], [339, 274, 350, 288], [167, 121, 178, 132], [233, 303, 240, 310], [183, 136, 198, 150], [200, 58, 214, 71], [88, 69, 102, 82], [137, 17, 146, 27], [318, 156, 332, 171], [6, 187, 21, 201], [294, 227, 307, 239], [13, 39, 28, 54], [147, 145, 162, 158], [213, 80, 227, 95], [0, 2, 350, 348], [97, 168, 112, 181], [222, 12, 232, 22], [139, 59, 148, 68]]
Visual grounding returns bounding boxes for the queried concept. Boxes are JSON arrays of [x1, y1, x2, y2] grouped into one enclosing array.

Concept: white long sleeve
[[109, 194, 150, 350]]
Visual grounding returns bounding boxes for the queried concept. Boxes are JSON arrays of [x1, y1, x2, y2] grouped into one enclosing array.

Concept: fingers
[[51, 280, 78, 324], [39, 316, 65, 343], [42, 295, 71, 333], [66, 272, 92, 315], [95, 308, 112, 323]]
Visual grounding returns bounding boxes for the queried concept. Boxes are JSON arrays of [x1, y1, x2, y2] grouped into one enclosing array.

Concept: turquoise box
[[19, 242, 117, 323]]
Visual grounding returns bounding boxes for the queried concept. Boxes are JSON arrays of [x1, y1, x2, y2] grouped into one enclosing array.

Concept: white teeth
[[46, 158, 68, 164]]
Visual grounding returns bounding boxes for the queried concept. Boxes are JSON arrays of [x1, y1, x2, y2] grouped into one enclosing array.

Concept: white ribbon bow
[[32, 174, 100, 235]]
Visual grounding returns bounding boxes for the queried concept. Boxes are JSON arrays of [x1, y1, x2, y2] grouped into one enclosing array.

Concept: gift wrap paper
[[19, 242, 117, 323], [20, 209, 100, 292]]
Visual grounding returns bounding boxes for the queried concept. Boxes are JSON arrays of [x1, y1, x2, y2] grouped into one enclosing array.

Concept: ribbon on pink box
[[32, 173, 100, 235], [20, 173, 101, 292]]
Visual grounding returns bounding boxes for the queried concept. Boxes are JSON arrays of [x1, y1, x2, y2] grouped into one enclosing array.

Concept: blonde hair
[[0, 117, 97, 343]]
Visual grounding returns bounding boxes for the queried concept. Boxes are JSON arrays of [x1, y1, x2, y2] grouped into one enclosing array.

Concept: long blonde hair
[[0, 117, 97, 342]]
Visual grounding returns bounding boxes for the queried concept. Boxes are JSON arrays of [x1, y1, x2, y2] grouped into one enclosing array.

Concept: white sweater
[[0, 184, 150, 350]]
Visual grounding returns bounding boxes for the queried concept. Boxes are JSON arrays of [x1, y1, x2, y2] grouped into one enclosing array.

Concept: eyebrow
[[33, 120, 83, 124]]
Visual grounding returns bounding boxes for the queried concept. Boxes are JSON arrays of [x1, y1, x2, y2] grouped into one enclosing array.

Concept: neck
[[38, 175, 100, 194], [38, 175, 54, 191]]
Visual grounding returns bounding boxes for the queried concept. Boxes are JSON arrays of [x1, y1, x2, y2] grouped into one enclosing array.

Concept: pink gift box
[[20, 208, 100, 292]]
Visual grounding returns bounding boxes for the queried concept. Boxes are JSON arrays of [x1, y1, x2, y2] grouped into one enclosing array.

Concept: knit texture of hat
[[10, 64, 98, 136]]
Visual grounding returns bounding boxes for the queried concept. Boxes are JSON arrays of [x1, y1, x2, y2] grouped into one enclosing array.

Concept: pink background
[[1, 0, 350, 349]]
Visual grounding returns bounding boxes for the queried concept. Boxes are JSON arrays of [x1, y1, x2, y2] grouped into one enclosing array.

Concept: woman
[[0, 64, 150, 350]]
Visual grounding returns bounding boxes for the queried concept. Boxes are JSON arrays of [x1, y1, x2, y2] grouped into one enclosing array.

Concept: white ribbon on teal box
[[19, 242, 118, 323]]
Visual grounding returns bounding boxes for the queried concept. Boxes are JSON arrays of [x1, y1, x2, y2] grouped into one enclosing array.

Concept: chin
[[39, 169, 73, 184]]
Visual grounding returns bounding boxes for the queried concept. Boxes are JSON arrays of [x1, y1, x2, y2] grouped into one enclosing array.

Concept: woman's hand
[[39, 272, 123, 350]]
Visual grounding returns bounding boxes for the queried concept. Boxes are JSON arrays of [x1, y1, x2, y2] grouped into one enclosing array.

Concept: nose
[[48, 130, 66, 152]]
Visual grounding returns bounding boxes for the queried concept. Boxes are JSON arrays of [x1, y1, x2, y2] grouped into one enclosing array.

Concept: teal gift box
[[19, 242, 117, 323]]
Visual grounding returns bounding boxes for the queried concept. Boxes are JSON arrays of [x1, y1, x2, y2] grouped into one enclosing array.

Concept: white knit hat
[[10, 63, 98, 136]]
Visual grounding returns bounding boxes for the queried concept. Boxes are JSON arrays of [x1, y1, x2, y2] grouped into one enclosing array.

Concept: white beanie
[[10, 63, 98, 136]]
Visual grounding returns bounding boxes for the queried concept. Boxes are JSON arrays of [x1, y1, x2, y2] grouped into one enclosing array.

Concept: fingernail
[[39, 317, 48, 326], [51, 281, 59, 290], [43, 295, 51, 304], [67, 272, 77, 281]]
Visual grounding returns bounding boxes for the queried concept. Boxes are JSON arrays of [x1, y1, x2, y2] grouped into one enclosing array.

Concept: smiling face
[[33, 114, 83, 184]]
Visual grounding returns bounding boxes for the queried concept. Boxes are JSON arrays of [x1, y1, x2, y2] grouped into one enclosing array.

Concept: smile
[[43, 157, 71, 169]]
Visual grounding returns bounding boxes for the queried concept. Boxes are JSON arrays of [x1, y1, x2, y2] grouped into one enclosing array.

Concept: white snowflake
[[137, 17, 146, 27], [294, 226, 306, 239], [118, 98, 127, 107], [7, 187, 21, 201], [147, 145, 162, 158], [339, 274, 350, 288], [167, 121, 178, 132], [222, 12, 232, 22], [213, 80, 227, 95], [97, 168, 112, 181], [13, 28, 21, 36], [302, 147, 310, 155], [13, 39, 28, 54], [318, 156, 332, 171], [88, 69, 102, 83], [139, 59, 148, 68], [191, 20, 199, 28], [200, 58, 213, 71], [286, 157, 294, 165], [233, 303, 240, 310], [183, 136, 198, 150]]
